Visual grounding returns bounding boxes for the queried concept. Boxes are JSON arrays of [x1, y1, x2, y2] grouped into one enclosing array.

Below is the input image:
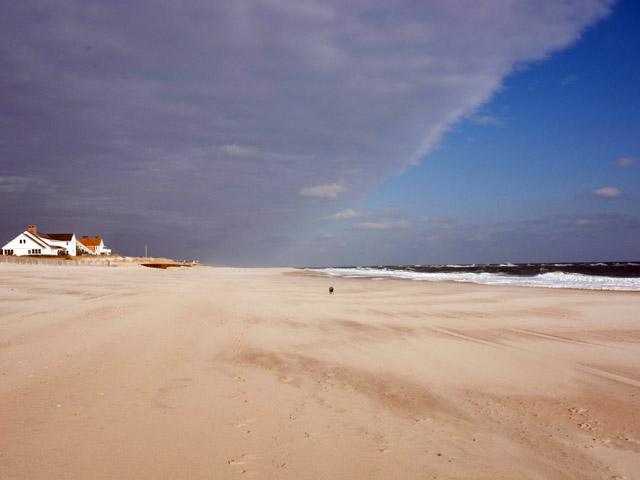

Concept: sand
[[1, 264, 639, 479]]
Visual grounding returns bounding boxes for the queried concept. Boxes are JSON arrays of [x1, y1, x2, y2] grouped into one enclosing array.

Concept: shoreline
[[301, 267, 640, 294]]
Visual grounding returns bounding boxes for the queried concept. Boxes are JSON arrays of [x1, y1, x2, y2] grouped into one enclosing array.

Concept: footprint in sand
[[226, 454, 258, 477], [232, 394, 249, 404], [593, 437, 611, 444]]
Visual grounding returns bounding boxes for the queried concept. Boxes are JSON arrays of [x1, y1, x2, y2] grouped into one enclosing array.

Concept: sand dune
[[1, 264, 639, 479]]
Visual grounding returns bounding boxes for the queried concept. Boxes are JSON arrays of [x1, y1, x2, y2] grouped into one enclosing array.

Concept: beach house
[[77, 236, 111, 255], [2, 225, 77, 256]]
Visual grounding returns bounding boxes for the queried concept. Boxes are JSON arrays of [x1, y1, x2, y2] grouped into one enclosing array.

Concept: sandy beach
[[1, 264, 639, 479]]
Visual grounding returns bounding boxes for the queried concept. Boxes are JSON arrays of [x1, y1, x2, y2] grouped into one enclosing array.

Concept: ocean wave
[[306, 267, 640, 291]]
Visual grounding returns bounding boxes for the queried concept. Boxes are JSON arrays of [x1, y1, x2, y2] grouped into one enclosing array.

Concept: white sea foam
[[307, 267, 640, 291]]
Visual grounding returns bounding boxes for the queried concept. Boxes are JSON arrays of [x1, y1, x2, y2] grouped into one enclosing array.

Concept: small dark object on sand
[[329, 286, 334, 295]]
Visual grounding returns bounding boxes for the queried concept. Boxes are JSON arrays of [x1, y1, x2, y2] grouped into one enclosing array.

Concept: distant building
[[77, 236, 112, 255], [2, 225, 76, 256]]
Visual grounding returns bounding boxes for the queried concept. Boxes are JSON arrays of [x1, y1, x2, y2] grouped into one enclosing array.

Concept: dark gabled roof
[[24, 231, 50, 249], [37, 233, 74, 241]]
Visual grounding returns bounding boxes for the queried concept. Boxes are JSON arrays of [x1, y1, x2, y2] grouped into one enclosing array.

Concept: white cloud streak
[[588, 187, 624, 198], [323, 209, 371, 220], [323, 206, 400, 220], [355, 220, 412, 230]]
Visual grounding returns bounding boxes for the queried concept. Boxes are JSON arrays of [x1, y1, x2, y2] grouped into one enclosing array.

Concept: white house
[[2, 225, 76, 256], [77, 236, 112, 255]]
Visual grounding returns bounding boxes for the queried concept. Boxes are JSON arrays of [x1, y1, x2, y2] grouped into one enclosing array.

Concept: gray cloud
[[299, 183, 349, 199], [219, 144, 260, 160], [0, 0, 615, 265]]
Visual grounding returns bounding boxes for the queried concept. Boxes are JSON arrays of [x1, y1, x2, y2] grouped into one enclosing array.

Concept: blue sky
[[371, 0, 639, 223], [331, 0, 640, 265], [0, 0, 637, 266]]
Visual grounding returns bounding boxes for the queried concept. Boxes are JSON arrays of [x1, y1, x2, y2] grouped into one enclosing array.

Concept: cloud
[[574, 218, 592, 226], [561, 74, 578, 86], [299, 183, 348, 199], [323, 206, 400, 220], [615, 157, 638, 167], [468, 234, 487, 242], [0, 176, 40, 193], [323, 209, 371, 220], [425, 235, 441, 245], [378, 207, 401, 216], [219, 144, 260, 160], [0, 0, 615, 265], [355, 220, 412, 230], [587, 187, 625, 199], [420, 215, 449, 223]]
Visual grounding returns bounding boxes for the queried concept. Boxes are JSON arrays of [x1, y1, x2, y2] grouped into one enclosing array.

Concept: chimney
[[28, 225, 37, 234]]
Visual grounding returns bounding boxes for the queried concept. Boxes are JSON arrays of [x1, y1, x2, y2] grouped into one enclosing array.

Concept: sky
[[1, 0, 638, 266]]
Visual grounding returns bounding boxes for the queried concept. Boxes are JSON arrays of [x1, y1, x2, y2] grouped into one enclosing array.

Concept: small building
[[77, 236, 111, 255], [2, 225, 76, 256]]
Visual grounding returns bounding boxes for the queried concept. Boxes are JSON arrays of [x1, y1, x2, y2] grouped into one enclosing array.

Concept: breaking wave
[[306, 262, 640, 291]]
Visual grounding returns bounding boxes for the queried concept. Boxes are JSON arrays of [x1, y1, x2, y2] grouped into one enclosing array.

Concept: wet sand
[[1, 264, 639, 479]]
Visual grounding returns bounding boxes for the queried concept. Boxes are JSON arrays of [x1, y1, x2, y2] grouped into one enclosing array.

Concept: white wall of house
[[76, 241, 93, 255], [77, 238, 112, 255], [47, 235, 76, 256], [2, 232, 57, 256], [2, 232, 77, 256]]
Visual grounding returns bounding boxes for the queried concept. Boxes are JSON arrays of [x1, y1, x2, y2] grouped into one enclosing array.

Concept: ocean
[[306, 262, 640, 291]]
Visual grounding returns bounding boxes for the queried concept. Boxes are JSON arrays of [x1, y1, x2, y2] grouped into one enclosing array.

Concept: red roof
[[78, 237, 103, 247]]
